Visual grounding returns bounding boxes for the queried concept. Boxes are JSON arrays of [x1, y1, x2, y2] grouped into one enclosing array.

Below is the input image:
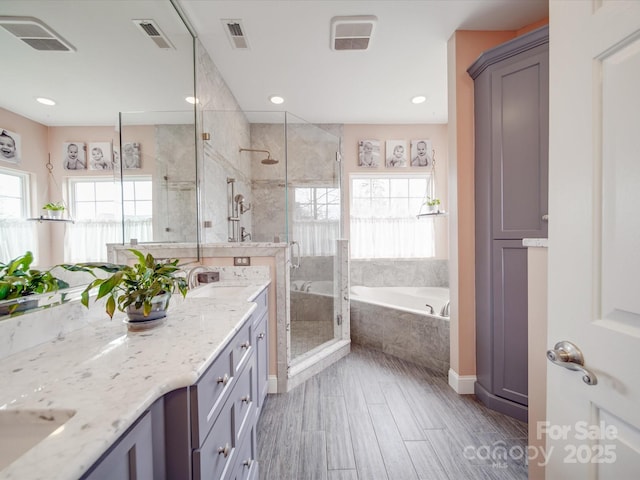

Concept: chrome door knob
[[547, 340, 598, 385]]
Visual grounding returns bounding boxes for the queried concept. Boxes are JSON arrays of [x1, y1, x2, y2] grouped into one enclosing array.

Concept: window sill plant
[[64, 249, 187, 322], [42, 202, 65, 219], [0, 251, 70, 315]]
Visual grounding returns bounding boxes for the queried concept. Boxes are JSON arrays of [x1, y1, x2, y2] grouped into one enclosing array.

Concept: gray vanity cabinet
[[81, 287, 269, 480], [166, 287, 268, 480], [468, 26, 548, 422]]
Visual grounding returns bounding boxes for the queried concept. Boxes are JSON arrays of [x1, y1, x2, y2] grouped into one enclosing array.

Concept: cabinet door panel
[[83, 411, 153, 480], [253, 310, 269, 413], [491, 49, 549, 239], [492, 240, 528, 406]]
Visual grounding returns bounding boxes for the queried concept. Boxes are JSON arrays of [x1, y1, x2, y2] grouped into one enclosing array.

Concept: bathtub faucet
[[440, 301, 450, 317], [301, 281, 313, 292], [424, 303, 435, 315]]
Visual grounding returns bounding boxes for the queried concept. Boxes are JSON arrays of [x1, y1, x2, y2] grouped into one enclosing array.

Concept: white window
[[65, 177, 152, 262], [293, 187, 340, 256], [0, 168, 29, 219], [350, 174, 434, 259], [0, 168, 36, 263]]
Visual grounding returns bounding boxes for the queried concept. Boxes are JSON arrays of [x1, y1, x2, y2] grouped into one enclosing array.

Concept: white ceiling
[[1, 0, 548, 127], [178, 0, 549, 124]]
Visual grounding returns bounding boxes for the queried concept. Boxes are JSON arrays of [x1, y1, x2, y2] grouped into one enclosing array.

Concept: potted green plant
[[65, 249, 188, 322], [42, 202, 65, 219], [425, 196, 441, 213], [0, 251, 70, 314]]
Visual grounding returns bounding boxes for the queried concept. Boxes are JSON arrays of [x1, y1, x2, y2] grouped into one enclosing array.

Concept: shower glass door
[[285, 113, 343, 363]]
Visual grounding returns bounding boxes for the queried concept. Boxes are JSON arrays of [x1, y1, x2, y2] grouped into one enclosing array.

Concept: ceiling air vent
[[330, 15, 377, 51], [0, 16, 75, 51], [133, 19, 174, 49], [222, 19, 249, 49]]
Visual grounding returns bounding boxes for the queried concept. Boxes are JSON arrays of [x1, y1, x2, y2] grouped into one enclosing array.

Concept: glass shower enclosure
[[200, 109, 347, 379]]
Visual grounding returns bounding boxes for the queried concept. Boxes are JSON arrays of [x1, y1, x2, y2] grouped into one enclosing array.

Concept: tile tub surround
[[0, 280, 269, 480], [350, 299, 450, 374], [350, 258, 449, 288]]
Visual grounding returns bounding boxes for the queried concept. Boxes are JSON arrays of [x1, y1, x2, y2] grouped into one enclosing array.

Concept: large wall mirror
[[0, 0, 197, 315]]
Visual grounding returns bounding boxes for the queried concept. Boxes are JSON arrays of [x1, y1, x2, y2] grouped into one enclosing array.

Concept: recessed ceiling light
[[36, 97, 56, 106], [411, 95, 427, 104], [269, 95, 284, 105], [185, 96, 199, 104]]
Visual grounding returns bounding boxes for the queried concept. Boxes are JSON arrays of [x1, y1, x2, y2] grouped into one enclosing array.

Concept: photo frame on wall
[[410, 139, 433, 167], [88, 142, 113, 170], [63, 142, 86, 170], [0, 128, 21, 164], [358, 139, 380, 167], [386, 140, 407, 168], [122, 142, 141, 169]]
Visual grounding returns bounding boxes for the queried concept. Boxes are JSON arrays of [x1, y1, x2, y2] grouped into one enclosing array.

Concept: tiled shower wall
[[195, 39, 252, 243], [154, 124, 197, 243], [250, 122, 343, 243]]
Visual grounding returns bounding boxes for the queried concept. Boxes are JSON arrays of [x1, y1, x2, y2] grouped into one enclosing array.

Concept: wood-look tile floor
[[257, 345, 528, 480]]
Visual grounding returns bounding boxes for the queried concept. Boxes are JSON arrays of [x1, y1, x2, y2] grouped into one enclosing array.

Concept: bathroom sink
[[187, 284, 251, 300], [0, 409, 76, 470]]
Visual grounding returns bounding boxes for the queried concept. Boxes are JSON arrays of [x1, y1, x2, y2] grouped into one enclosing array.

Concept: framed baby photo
[[63, 142, 86, 170], [358, 139, 380, 168], [88, 142, 113, 170], [410, 139, 433, 167], [0, 128, 21, 164], [122, 142, 141, 169], [385, 140, 407, 168]]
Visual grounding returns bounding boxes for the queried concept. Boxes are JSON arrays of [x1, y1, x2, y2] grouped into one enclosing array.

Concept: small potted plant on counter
[[42, 202, 66, 219], [66, 249, 188, 326], [0, 251, 70, 315]]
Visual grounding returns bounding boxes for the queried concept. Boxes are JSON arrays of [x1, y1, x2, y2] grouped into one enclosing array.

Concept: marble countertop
[[0, 280, 269, 480]]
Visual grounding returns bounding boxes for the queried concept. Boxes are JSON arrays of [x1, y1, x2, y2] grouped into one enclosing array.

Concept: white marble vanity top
[[0, 280, 269, 480]]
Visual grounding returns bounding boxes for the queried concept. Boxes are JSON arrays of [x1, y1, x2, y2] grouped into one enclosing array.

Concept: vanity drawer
[[192, 397, 236, 480], [231, 318, 253, 375], [191, 339, 235, 448], [232, 354, 256, 445], [232, 425, 258, 480]]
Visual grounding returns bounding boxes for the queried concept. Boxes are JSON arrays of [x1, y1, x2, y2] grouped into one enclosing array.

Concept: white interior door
[[547, 1, 640, 477]]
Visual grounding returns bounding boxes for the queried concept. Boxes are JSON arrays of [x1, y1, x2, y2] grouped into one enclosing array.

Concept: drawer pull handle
[[216, 374, 229, 385], [243, 459, 253, 468], [241, 395, 251, 404], [258, 332, 265, 340], [241, 341, 251, 349], [217, 444, 230, 458]]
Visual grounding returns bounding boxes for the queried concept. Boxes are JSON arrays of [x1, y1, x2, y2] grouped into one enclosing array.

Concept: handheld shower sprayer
[[234, 193, 251, 214]]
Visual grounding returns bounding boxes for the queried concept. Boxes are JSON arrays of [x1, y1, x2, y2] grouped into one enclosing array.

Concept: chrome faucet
[[425, 303, 435, 315], [186, 265, 209, 289]]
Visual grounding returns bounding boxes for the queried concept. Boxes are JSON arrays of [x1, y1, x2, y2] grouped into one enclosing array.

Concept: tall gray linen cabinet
[[468, 26, 549, 422]]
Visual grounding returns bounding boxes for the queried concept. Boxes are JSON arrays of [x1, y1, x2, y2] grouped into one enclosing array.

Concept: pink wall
[[343, 124, 449, 259]]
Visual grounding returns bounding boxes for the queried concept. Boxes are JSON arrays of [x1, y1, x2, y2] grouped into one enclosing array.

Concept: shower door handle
[[290, 241, 300, 269]]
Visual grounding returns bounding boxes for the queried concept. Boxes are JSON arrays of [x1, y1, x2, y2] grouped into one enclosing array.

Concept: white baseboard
[[268, 375, 278, 394], [448, 368, 476, 394]]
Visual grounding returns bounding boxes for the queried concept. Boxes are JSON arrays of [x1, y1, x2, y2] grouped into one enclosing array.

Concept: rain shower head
[[239, 147, 278, 165]]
